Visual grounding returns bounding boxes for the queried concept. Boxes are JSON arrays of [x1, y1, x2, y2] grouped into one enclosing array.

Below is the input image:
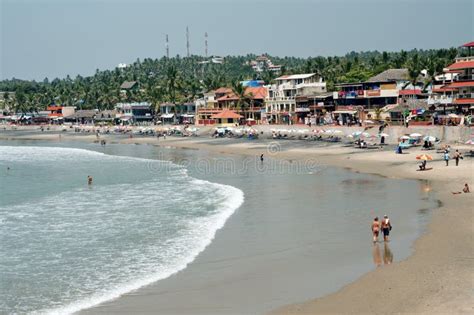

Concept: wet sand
[[1, 130, 473, 314]]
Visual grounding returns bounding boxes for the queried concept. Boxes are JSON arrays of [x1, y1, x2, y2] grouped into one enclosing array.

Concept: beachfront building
[[294, 92, 334, 125], [428, 72, 457, 111], [46, 105, 75, 124], [115, 102, 153, 124], [333, 69, 425, 125], [196, 86, 267, 125], [265, 73, 326, 124], [64, 110, 96, 124], [159, 102, 197, 124], [443, 42, 474, 119], [95, 110, 117, 124], [209, 109, 242, 126]]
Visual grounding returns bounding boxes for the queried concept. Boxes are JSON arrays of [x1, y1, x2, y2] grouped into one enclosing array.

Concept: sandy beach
[[1, 128, 473, 314]]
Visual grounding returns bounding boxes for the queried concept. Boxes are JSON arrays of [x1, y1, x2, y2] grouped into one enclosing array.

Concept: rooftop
[[275, 73, 315, 81], [446, 61, 474, 70], [216, 87, 267, 102], [367, 68, 409, 82], [210, 109, 242, 119], [120, 81, 138, 90]]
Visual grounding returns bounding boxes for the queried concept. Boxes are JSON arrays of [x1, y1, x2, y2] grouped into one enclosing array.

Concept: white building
[[251, 55, 281, 73], [265, 73, 326, 124]]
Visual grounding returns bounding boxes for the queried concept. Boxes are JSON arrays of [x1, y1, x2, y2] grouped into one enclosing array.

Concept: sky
[[1, 0, 472, 80]]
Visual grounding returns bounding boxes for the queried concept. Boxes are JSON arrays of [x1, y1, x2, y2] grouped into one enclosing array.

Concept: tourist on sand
[[87, 175, 93, 185], [444, 150, 450, 166], [419, 159, 427, 171], [381, 215, 392, 242], [453, 150, 463, 166], [371, 217, 380, 244], [463, 183, 470, 193], [452, 184, 470, 195]]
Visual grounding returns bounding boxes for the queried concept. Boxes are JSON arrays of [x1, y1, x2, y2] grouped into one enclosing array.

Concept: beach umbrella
[[378, 133, 389, 137], [465, 139, 474, 145], [346, 134, 354, 139], [416, 154, 433, 161], [423, 135, 437, 142], [364, 120, 374, 124], [400, 135, 410, 140], [410, 133, 423, 138]]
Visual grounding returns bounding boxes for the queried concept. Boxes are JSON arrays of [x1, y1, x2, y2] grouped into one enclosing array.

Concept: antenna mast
[[165, 34, 169, 58], [205, 32, 208, 57], [186, 26, 190, 57]]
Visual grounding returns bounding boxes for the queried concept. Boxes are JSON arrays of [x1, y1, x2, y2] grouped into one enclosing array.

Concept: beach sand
[[1, 130, 473, 314]]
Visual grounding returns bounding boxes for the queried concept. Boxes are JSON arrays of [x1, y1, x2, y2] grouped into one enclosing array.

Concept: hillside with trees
[[0, 47, 460, 114]]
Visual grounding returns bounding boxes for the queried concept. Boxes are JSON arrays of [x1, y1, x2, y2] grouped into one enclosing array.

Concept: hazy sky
[[1, 0, 472, 80]]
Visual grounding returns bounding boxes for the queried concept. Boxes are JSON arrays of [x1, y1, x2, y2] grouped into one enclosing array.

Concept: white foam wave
[[0, 145, 245, 315], [0, 145, 177, 167], [39, 181, 244, 315]]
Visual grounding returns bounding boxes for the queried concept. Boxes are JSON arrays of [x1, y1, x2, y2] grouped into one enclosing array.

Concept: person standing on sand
[[453, 150, 463, 166], [444, 150, 450, 166], [371, 217, 380, 244], [381, 215, 392, 242]]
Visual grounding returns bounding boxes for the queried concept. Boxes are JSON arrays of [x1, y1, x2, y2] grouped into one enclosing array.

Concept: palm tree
[[231, 80, 251, 119]]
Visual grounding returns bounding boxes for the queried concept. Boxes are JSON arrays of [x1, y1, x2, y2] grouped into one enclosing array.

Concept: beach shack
[[64, 110, 96, 124], [210, 109, 242, 126]]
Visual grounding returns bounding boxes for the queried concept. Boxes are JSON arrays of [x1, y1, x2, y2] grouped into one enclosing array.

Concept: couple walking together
[[371, 215, 392, 244]]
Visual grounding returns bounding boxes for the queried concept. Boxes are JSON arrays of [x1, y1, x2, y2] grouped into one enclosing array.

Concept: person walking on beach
[[371, 217, 380, 244], [444, 150, 450, 166], [260, 154, 264, 162], [453, 150, 463, 166], [381, 215, 392, 242]]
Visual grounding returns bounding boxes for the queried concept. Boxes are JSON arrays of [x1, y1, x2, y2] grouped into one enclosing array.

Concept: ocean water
[[0, 145, 244, 315], [0, 140, 438, 315]]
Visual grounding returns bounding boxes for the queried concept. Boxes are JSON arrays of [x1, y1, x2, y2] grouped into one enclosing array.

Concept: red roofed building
[[196, 86, 268, 125], [442, 41, 474, 116]]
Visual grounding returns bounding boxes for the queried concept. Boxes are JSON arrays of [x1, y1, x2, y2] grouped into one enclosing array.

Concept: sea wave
[[0, 145, 244, 315]]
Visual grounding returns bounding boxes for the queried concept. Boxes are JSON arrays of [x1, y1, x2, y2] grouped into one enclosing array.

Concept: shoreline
[[1, 131, 473, 314]]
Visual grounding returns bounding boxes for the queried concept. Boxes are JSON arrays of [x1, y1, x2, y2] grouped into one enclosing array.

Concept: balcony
[[455, 56, 474, 62], [457, 92, 474, 99], [295, 82, 326, 90], [265, 96, 296, 102], [454, 74, 474, 81], [428, 96, 453, 105]]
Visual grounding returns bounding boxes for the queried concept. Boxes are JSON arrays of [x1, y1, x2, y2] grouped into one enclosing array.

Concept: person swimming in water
[[87, 175, 93, 185]]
